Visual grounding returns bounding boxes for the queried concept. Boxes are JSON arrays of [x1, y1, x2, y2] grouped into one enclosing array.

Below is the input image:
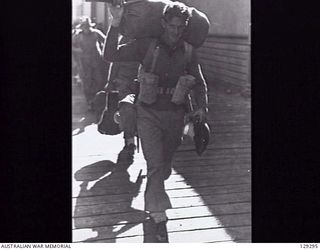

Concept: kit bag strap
[[184, 41, 193, 73], [142, 39, 159, 73]]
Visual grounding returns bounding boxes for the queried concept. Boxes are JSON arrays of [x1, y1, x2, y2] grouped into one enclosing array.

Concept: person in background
[[95, 22, 106, 33], [72, 16, 109, 111], [72, 20, 82, 86], [103, 1, 208, 242]]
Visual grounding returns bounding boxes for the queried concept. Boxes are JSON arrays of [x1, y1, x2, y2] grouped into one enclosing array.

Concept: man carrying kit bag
[[103, 1, 208, 242]]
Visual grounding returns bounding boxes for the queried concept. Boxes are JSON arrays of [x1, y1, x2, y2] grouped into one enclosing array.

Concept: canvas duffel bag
[[120, 0, 210, 48], [87, 0, 210, 48]]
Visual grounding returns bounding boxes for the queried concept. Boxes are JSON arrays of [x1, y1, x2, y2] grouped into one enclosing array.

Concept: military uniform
[[104, 25, 208, 216]]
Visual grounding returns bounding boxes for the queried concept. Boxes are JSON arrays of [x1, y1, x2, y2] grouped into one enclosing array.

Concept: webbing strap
[[184, 41, 193, 72], [142, 40, 193, 73], [142, 39, 158, 73]]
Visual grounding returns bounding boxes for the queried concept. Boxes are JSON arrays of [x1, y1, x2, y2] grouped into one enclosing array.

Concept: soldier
[[104, 36, 140, 163], [72, 21, 81, 86], [103, 1, 208, 242], [72, 17, 108, 111]]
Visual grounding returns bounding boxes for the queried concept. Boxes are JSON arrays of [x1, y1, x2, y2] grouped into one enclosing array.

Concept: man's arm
[[102, 4, 142, 62], [188, 50, 209, 113], [102, 26, 143, 62]]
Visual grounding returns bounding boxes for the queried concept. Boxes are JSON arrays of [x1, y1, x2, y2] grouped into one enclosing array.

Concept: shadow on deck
[[72, 84, 251, 243], [172, 90, 251, 242]]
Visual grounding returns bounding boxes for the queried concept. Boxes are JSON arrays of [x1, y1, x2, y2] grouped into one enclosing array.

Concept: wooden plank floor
[[72, 82, 251, 243]]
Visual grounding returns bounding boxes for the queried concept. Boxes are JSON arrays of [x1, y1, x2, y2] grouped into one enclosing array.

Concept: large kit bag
[[121, 0, 210, 48], [86, 0, 210, 48]]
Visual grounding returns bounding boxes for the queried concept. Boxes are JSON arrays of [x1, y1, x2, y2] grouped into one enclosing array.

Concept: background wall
[[181, 0, 251, 92], [181, 0, 250, 37]]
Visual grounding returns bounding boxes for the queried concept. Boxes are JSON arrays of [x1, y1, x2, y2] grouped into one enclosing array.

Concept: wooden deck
[[72, 82, 251, 243]]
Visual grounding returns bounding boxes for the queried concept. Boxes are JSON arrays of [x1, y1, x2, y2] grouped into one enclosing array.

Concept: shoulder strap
[[141, 40, 192, 73], [184, 41, 193, 72], [142, 39, 159, 73]]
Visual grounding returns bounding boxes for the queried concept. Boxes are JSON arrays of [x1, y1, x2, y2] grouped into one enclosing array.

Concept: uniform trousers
[[137, 103, 185, 213]]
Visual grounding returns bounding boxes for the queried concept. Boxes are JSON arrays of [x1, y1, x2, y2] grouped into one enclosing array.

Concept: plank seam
[[73, 190, 251, 208], [73, 212, 252, 231], [72, 200, 252, 220]]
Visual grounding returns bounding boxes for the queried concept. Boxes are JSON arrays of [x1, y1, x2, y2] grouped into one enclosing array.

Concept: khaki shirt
[[103, 26, 208, 110]]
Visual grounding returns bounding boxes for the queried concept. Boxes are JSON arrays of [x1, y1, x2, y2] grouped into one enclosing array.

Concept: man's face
[[161, 16, 187, 45]]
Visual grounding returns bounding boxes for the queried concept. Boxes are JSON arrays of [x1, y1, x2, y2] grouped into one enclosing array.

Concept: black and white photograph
[[2, 0, 320, 245], [71, 0, 251, 243]]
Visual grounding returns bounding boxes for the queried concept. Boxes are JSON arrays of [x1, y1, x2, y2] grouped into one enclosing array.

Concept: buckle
[[158, 87, 175, 95]]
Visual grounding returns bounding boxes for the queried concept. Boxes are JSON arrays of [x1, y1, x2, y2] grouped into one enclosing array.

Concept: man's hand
[[107, 0, 124, 27]]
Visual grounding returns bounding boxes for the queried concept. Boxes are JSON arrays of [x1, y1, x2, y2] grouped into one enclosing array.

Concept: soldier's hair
[[163, 1, 190, 24]]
